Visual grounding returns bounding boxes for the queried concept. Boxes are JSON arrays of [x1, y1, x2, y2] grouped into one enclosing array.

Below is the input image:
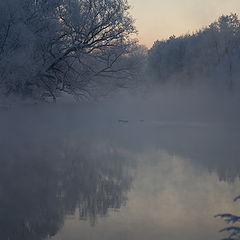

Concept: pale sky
[[128, 0, 240, 47]]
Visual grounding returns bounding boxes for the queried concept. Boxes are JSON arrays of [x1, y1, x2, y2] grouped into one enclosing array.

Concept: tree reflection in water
[[0, 137, 133, 240]]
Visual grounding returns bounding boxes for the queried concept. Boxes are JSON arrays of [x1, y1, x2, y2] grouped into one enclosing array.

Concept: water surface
[[1, 107, 240, 240]]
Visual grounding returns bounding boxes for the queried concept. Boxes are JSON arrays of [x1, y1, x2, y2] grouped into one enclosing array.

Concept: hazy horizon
[[129, 0, 240, 47]]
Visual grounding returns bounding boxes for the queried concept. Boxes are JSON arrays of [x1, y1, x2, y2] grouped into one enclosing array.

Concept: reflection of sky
[[128, 0, 240, 47], [53, 149, 240, 240]]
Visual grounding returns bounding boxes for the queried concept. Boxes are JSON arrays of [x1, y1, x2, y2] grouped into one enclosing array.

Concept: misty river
[[1, 91, 240, 240], [2, 0, 240, 239]]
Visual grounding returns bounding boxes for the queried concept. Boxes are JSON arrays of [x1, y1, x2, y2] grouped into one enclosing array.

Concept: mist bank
[[1, 85, 240, 156]]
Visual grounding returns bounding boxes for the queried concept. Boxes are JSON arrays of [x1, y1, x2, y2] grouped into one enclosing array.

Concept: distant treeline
[[147, 13, 240, 89]]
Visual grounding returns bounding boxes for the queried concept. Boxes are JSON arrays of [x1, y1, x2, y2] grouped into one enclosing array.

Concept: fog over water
[[1, 85, 240, 240], [1, 1, 240, 239]]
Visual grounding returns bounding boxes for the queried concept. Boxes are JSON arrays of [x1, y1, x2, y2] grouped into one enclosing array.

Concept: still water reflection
[[0, 135, 133, 240], [1, 109, 240, 240]]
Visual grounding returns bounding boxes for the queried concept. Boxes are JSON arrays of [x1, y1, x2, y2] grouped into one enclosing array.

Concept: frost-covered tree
[[0, 0, 138, 102], [147, 13, 240, 89]]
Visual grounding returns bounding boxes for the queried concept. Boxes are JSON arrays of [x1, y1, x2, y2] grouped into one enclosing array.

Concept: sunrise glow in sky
[[129, 0, 240, 47]]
